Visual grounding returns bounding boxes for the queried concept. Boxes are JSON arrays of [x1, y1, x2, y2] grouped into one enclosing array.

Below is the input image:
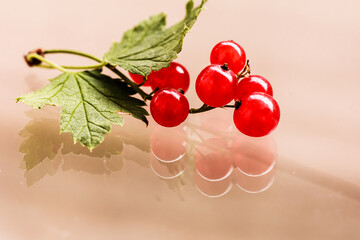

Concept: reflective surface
[[1, 0, 360, 239]]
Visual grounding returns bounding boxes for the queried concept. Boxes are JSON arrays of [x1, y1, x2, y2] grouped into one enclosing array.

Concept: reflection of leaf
[[19, 118, 64, 170], [17, 70, 148, 149], [19, 108, 153, 186], [103, 0, 207, 76], [23, 157, 62, 187], [61, 131, 124, 158], [19, 109, 125, 185], [61, 154, 123, 175], [115, 116, 153, 153]]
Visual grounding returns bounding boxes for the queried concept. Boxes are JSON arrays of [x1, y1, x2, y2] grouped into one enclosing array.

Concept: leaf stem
[[106, 64, 150, 101], [44, 49, 103, 63], [38, 49, 237, 112], [42, 49, 151, 101], [27, 53, 68, 72], [37, 62, 107, 70], [26, 48, 238, 115]]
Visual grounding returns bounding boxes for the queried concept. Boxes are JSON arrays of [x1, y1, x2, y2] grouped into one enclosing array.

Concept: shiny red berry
[[128, 72, 151, 86], [233, 93, 280, 137], [235, 75, 273, 101], [149, 62, 190, 93], [150, 88, 189, 127], [195, 64, 237, 107], [210, 40, 247, 74]]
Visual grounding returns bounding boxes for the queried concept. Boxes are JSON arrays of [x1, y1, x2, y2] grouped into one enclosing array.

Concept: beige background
[[0, 0, 360, 239]]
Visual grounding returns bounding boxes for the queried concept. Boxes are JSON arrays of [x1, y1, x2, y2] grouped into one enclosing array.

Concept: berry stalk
[[189, 104, 236, 114], [25, 49, 237, 114]]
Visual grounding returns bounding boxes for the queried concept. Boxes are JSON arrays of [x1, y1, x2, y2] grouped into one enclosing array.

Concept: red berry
[[233, 93, 280, 137], [235, 75, 273, 101], [210, 40, 247, 74], [150, 88, 189, 127], [149, 62, 190, 93], [129, 72, 151, 86], [195, 64, 237, 107]]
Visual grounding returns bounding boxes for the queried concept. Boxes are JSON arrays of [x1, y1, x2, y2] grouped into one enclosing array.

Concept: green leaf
[[103, 0, 207, 76], [17, 70, 148, 150]]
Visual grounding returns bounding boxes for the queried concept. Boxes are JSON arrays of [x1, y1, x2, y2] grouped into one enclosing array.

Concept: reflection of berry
[[149, 154, 186, 179], [231, 135, 277, 176], [233, 93, 280, 137], [194, 138, 233, 181], [210, 41, 246, 74], [194, 171, 233, 198], [150, 88, 189, 127], [199, 108, 234, 134], [129, 72, 151, 86], [150, 126, 188, 162], [235, 75, 273, 101], [195, 64, 237, 107], [233, 167, 276, 193], [149, 62, 190, 93]]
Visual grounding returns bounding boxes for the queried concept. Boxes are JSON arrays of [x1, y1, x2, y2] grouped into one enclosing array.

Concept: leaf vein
[[47, 74, 70, 100], [62, 101, 82, 130], [73, 74, 93, 144]]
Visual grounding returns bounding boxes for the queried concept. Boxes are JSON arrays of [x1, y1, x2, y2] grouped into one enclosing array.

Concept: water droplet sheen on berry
[[233, 92, 280, 137], [210, 40, 247, 74], [150, 88, 189, 127]]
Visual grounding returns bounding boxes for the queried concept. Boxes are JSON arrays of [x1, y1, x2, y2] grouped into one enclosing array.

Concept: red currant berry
[[233, 93, 280, 137], [235, 75, 273, 101], [210, 40, 247, 74], [128, 72, 151, 86], [149, 62, 190, 93], [195, 64, 237, 107], [150, 88, 189, 127]]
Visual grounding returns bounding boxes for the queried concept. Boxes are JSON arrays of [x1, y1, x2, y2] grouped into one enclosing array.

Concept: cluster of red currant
[[129, 40, 280, 137]]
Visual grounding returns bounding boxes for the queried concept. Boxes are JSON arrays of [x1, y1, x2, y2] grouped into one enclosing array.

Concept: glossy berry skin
[[233, 92, 280, 137], [129, 72, 151, 86], [210, 41, 247, 74], [149, 62, 190, 93], [235, 75, 273, 101], [150, 88, 189, 127], [196, 64, 237, 107]]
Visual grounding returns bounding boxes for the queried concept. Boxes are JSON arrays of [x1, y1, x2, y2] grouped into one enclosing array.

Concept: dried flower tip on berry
[[220, 63, 229, 71]]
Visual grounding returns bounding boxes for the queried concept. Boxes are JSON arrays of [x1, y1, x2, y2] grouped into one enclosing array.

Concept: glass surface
[[1, 0, 360, 239]]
